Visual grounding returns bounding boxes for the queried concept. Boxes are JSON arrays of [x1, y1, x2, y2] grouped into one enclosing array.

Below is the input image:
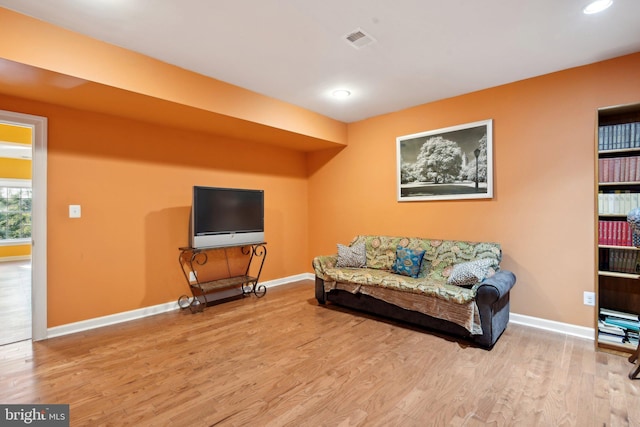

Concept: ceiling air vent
[[344, 28, 376, 49]]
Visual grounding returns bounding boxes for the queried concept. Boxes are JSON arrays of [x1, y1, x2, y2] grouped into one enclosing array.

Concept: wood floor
[[1, 281, 640, 426], [0, 259, 31, 345]]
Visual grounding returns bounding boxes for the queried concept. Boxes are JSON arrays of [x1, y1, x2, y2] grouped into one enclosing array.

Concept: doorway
[[0, 110, 47, 343], [0, 259, 31, 344]]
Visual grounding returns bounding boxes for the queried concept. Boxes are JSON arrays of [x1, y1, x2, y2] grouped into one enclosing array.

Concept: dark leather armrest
[[475, 270, 516, 306]]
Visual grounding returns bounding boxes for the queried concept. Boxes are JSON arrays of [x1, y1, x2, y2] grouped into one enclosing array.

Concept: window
[[0, 185, 32, 242]]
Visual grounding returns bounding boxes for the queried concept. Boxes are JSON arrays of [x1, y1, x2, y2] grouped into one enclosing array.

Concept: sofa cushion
[[349, 236, 501, 277], [361, 235, 405, 270], [350, 235, 430, 277], [391, 246, 425, 278], [323, 267, 477, 305], [335, 242, 366, 268], [447, 258, 496, 287], [427, 240, 502, 282]]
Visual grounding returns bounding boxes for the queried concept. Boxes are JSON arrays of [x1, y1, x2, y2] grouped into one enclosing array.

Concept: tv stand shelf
[[177, 243, 267, 313]]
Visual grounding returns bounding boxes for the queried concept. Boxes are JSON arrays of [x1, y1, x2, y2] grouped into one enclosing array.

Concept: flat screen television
[[190, 186, 264, 249]]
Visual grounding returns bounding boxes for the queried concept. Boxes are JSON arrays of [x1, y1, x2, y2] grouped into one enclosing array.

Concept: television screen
[[191, 186, 264, 248]]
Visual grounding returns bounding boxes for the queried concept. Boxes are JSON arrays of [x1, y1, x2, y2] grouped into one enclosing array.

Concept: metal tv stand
[[177, 242, 267, 313]]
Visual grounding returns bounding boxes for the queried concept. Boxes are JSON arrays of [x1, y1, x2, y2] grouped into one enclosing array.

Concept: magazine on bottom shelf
[[598, 333, 637, 350], [600, 308, 640, 321], [598, 308, 640, 349], [598, 320, 625, 336]]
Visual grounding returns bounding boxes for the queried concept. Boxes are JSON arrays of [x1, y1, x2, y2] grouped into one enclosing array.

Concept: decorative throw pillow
[[392, 246, 426, 278], [447, 258, 496, 287], [336, 242, 366, 268]]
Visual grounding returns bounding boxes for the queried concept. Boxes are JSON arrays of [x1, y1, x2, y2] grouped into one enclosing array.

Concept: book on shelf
[[604, 248, 640, 273], [598, 319, 626, 336], [598, 331, 626, 344], [599, 157, 640, 183], [600, 308, 640, 332], [598, 122, 640, 151], [598, 220, 633, 246], [600, 307, 640, 321], [603, 317, 640, 332], [598, 332, 638, 349], [598, 192, 640, 215]]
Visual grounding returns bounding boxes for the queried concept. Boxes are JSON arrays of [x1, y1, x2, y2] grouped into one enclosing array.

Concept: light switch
[[69, 205, 81, 218]]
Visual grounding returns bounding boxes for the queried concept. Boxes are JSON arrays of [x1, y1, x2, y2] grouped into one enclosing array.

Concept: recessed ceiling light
[[583, 0, 613, 14], [332, 89, 351, 99]]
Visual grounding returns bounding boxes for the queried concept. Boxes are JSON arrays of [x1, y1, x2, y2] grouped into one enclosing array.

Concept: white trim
[[0, 238, 31, 246], [0, 255, 31, 262], [31, 113, 48, 340], [262, 272, 315, 288], [510, 313, 595, 340], [47, 301, 180, 338], [0, 110, 47, 341], [0, 178, 31, 187], [46, 273, 314, 338]]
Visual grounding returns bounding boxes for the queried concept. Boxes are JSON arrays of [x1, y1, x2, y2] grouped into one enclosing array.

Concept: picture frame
[[396, 119, 493, 202]]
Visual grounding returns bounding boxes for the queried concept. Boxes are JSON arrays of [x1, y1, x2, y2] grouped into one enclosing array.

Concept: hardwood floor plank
[[609, 358, 632, 426], [0, 260, 31, 345], [576, 373, 598, 427], [1, 281, 640, 426]]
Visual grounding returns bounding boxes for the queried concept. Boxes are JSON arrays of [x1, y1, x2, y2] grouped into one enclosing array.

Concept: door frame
[[0, 109, 47, 341]]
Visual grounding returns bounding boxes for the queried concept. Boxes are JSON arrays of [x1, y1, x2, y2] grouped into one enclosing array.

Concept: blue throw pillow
[[392, 246, 425, 278]]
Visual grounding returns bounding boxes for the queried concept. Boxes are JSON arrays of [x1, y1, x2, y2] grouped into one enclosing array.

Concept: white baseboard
[[46, 273, 315, 339], [47, 301, 180, 338], [262, 272, 315, 287], [510, 312, 594, 341], [46, 274, 594, 341]]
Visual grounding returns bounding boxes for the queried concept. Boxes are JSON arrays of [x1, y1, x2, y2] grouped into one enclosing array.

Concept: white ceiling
[[1, 1, 639, 123]]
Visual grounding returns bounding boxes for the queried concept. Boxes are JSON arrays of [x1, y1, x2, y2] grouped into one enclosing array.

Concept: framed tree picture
[[396, 119, 493, 201]]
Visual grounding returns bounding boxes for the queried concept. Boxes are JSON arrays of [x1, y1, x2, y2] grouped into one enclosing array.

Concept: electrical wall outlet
[[583, 291, 595, 306], [69, 204, 81, 218], [189, 271, 197, 282]]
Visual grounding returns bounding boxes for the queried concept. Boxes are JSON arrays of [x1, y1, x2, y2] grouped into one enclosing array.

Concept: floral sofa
[[313, 235, 517, 348]]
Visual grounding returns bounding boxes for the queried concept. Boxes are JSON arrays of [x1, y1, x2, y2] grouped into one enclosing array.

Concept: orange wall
[[1, 95, 310, 327], [0, 8, 347, 148], [1, 5, 638, 332], [308, 52, 640, 328]]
